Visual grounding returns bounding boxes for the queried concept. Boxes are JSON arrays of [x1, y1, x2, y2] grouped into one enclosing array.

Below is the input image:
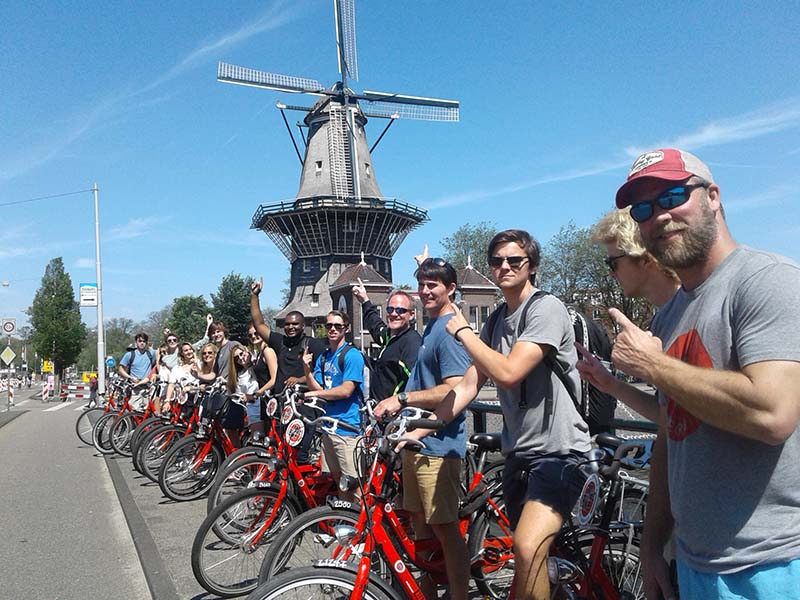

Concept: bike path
[[0, 395, 151, 600]]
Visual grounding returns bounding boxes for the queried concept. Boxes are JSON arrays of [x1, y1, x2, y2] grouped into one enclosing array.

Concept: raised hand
[[575, 342, 617, 393], [414, 244, 430, 266], [251, 276, 263, 295], [444, 302, 470, 336], [608, 308, 663, 381], [301, 347, 313, 371], [206, 313, 213, 327], [352, 277, 369, 304]]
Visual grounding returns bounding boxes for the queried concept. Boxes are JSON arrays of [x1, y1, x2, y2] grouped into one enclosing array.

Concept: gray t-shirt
[[651, 246, 800, 573], [481, 292, 591, 457]]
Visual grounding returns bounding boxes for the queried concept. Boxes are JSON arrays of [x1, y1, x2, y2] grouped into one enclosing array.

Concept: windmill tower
[[218, 0, 459, 323]]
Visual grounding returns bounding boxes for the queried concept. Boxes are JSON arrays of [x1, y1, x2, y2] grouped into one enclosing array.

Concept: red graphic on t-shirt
[[665, 329, 712, 441]]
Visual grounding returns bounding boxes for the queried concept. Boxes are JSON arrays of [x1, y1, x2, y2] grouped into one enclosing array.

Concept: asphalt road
[[0, 385, 654, 600]]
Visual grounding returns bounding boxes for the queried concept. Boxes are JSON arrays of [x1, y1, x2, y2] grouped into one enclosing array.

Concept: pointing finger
[[608, 308, 636, 330], [574, 342, 594, 361]]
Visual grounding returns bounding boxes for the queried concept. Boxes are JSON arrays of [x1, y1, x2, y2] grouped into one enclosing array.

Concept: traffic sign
[[42, 360, 54, 373], [1, 346, 16, 365], [1, 318, 16, 336], [106, 357, 116, 368], [79, 283, 98, 307]]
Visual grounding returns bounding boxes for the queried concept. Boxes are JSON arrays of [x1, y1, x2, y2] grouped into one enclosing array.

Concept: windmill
[[218, 0, 459, 323]]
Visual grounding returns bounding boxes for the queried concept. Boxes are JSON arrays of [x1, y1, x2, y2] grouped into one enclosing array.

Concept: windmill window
[[311, 293, 319, 307], [302, 259, 311, 273], [319, 257, 327, 270], [344, 218, 357, 232], [364, 163, 371, 176], [315, 160, 323, 175]]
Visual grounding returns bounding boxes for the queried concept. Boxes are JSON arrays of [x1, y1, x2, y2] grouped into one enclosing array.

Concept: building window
[[302, 259, 310, 273], [319, 257, 327, 270], [311, 294, 319, 307], [344, 218, 357, 232], [315, 160, 323, 174], [364, 163, 371, 176], [480, 306, 490, 328], [469, 306, 478, 330]]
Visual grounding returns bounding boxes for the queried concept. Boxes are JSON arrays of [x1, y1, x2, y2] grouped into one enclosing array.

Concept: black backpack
[[319, 342, 367, 402], [485, 291, 616, 430], [125, 348, 156, 372]]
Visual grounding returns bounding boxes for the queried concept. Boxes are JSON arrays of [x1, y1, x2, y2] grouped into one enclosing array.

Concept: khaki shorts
[[402, 451, 461, 525], [321, 434, 360, 479]]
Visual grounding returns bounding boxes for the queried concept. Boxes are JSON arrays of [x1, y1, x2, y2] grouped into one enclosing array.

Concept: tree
[[76, 317, 137, 371], [27, 257, 87, 377], [211, 272, 254, 343], [441, 221, 498, 280], [137, 305, 172, 344], [166, 295, 211, 342]]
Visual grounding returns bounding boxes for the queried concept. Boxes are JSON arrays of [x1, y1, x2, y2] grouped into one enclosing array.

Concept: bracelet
[[453, 325, 472, 342]]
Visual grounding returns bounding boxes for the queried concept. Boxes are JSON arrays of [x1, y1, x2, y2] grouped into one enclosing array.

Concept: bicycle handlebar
[[600, 440, 647, 480]]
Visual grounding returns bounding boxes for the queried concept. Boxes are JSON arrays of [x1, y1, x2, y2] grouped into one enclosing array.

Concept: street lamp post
[[93, 183, 106, 396]]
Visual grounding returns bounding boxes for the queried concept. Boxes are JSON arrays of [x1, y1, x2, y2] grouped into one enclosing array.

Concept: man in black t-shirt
[[250, 279, 324, 392], [250, 278, 324, 461]]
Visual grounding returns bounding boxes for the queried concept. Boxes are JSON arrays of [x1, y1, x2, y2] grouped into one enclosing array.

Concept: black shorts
[[503, 451, 588, 529], [221, 402, 246, 429]]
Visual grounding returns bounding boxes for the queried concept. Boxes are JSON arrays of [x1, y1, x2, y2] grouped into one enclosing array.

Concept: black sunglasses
[[284, 322, 302, 328], [423, 257, 450, 268], [325, 322, 345, 331], [386, 306, 410, 315], [202, 351, 215, 356], [488, 255, 529, 269], [604, 254, 627, 272], [166, 338, 178, 343], [630, 184, 706, 223]]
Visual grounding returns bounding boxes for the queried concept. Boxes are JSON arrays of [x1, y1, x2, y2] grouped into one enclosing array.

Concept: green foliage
[[26, 257, 87, 375], [76, 317, 138, 371], [211, 272, 254, 343], [166, 295, 211, 342], [138, 306, 172, 343], [441, 221, 498, 280]]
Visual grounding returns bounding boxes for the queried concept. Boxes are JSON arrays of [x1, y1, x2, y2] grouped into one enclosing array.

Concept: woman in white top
[[227, 342, 261, 443], [164, 343, 200, 415]]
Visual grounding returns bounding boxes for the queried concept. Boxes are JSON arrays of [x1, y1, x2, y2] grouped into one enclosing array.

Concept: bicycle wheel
[[129, 416, 163, 458], [246, 565, 397, 600], [76, 407, 104, 446], [258, 505, 362, 582], [92, 413, 117, 455], [140, 424, 184, 482], [218, 444, 272, 474], [132, 421, 169, 474], [191, 486, 299, 598], [158, 435, 223, 501], [206, 455, 275, 515], [110, 413, 137, 457], [467, 496, 515, 599]]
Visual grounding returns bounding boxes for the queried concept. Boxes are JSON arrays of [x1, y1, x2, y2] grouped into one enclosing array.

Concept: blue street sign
[[106, 357, 116, 368]]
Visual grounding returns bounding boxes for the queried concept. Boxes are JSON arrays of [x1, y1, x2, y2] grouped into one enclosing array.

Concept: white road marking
[[44, 401, 74, 412]]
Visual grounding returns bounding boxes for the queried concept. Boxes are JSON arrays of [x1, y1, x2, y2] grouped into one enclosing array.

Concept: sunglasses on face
[[488, 255, 529, 269], [386, 306, 410, 315], [167, 338, 178, 343], [325, 322, 345, 331], [284, 322, 302, 328], [202, 351, 214, 357], [249, 332, 260, 338], [630, 184, 706, 223], [604, 254, 627, 272]]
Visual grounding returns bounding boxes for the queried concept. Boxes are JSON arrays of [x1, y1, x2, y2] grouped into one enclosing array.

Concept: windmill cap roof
[[615, 149, 715, 208]]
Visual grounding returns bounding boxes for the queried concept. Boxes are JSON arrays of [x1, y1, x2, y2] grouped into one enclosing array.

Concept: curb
[[104, 454, 180, 600]]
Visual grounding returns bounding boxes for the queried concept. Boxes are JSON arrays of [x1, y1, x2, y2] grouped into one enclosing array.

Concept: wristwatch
[[397, 392, 409, 407]]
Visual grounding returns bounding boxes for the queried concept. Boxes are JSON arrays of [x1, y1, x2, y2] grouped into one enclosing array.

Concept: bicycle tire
[[257, 505, 362, 582], [110, 413, 137, 457], [218, 444, 272, 474], [129, 416, 163, 458], [245, 565, 397, 600], [75, 407, 105, 446], [206, 455, 276, 515], [158, 435, 223, 502], [191, 485, 300, 598], [139, 424, 184, 482], [92, 412, 116, 455], [467, 496, 514, 599], [132, 421, 169, 474]]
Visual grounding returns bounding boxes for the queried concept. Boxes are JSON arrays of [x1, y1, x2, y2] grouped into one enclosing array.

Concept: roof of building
[[330, 262, 391, 291], [457, 264, 498, 290]]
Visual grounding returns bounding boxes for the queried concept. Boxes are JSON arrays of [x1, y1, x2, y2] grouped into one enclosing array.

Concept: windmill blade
[[334, 0, 358, 82], [360, 90, 460, 122], [218, 62, 325, 95]]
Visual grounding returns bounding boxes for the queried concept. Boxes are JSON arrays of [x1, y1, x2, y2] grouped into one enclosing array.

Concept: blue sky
[[2, 0, 799, 330]]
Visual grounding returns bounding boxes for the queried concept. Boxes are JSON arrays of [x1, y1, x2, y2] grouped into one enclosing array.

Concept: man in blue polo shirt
[[118, 332, 156, 383]]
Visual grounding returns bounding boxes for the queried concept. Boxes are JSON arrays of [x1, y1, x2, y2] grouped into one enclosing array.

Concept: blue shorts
[[502, 451, 587, 529], [677, 558, 800, 600], [246, 400, 262, 425]]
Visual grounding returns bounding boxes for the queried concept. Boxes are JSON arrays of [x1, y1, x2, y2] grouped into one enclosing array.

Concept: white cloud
[[74, 257, 95, 268], [724, 183, 799, 213], [431, 98, 800, 210], [107, 217, 171, 240]]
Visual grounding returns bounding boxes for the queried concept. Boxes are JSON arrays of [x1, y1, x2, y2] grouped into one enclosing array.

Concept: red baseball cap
[[616, 149, 715, 208]]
